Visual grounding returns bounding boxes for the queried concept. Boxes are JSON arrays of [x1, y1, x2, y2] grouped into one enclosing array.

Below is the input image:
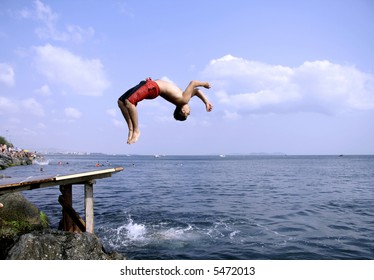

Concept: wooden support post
[[59, 184, 80, 232], [58, 195, 86, 232], [85, 180, 95, 234]]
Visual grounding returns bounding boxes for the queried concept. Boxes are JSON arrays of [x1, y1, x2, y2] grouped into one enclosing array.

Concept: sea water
[[2, 155, 373, 259]]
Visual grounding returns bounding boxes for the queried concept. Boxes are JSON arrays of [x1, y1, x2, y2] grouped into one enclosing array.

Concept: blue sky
[[1, 0, 373, 155]]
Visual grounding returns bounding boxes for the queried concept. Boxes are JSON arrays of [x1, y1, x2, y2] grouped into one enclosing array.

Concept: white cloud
[[65, 107, 82, 118], [35, 84, 51, 96], [34, 44, 110, 96], [0, 63, 15, 86], [37, 122, 47, 129], [223, 110, 240, 120], [18, 0, 56, 22], [22, 98, 45, 116], [106, 108, 117, 117], [0, 96, 18, 113], [112, 119, 124, 127], [1, 96, 45, 117], [19, 0, 94, 43], [203, 55, 374, 115], [65, 24, 95, 43]]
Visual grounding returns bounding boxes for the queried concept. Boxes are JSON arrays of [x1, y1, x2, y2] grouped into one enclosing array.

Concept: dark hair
[[173, 106, 187, 121]]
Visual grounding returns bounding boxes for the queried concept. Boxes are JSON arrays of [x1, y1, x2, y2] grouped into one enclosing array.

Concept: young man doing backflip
[[118, 78, 213, 144]]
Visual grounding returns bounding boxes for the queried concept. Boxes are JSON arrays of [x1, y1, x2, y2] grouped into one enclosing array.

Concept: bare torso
[[155, 79, 185, 106]]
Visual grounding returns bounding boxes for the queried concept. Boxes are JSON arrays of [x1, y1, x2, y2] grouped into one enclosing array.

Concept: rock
[[0, 193, 49, 233], [0, 153, 32, 169], [0, 193, 50, 259], [0, 154, 12, 169], [6, 230, 125, 260], [0, 193, 126, 260]]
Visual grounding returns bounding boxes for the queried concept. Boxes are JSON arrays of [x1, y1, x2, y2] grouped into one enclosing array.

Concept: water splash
[[33, 158, 50, 165], [229, 230, 241, 239], [157, 224, 195, 241], [99, 215, 214, 252], [117, 216, 147, 241]]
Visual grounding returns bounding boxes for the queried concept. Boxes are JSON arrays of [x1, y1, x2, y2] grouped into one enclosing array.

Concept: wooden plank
[[0, 175, 56, 188], [0, 167, 124, 195], [52, 174, 112, 187], [55, 167, 123, 181], [84, 181, 95, 234]]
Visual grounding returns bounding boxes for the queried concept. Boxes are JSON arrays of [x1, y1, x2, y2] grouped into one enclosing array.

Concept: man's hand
[[203, 82, 211, 89], [206, 102, 213, 112]]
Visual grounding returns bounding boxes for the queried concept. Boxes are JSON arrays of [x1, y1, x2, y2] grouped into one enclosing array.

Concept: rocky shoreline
[[0, 154, 126, 260], [0, 152, 33, 170], [0, 192, 125, 260]]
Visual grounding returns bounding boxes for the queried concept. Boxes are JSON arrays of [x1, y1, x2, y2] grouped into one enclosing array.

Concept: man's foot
[[127, 131, 133, 144], [129, 130, 141, 144]]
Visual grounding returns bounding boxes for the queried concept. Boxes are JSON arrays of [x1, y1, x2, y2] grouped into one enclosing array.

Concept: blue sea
[[1, 154, 374, 260]]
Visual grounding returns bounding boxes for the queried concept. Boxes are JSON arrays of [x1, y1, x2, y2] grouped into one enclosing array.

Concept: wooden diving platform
[[0, 167, 124, 234]]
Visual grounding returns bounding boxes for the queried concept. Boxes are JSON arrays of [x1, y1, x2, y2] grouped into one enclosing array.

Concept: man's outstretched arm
[[181, 80, 211, 104], [194, 89, 213, 112]]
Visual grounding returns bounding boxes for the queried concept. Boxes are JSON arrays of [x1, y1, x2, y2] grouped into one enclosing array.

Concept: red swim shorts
[[121, 78, 160, 106]]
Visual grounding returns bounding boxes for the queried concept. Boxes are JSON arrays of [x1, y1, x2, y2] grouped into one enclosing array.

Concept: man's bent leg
[[118, 99, 134, 143], [124, 100, 141, 144]]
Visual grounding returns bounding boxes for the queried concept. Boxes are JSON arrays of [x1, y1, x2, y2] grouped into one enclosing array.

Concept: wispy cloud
[[106, 108, 117, 117], [22, 98, 45, 116], [111, 118, 124, 127], [0, 97, 45, 117], [203, 55, 374, 115], [18, 0, 94, 43], [65, 107, 82, 119], [34, 84, 52, 96], [0, 63, 15, 87], [0, 96, 18, 114]]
